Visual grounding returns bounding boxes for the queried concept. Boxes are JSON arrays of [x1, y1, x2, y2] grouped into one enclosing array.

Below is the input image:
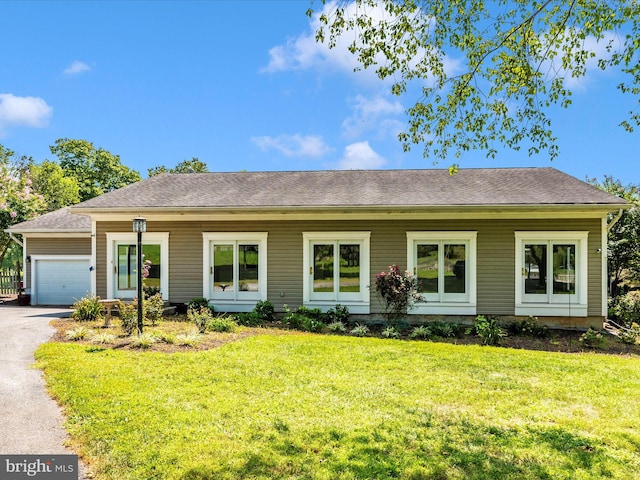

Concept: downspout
[[607, 209, 624, 232], [8, 232, 23, 247], [605, 208, 624, 302]]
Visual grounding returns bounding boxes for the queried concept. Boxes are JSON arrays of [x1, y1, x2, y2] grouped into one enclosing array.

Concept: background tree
[[30, 160, 80, 211], [311, 0, 640, 161], [148, 157, 209, 176], [589, 176, 640, 296], [50, 138, 141, 202], [0, 145, 46, 267]]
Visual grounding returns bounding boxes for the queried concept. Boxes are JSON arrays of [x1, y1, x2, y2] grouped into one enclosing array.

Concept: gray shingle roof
[[71, 167, 626, 210], [7, 207, 91, 233]]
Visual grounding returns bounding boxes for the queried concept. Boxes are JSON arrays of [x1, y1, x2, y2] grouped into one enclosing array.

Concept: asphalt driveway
[[0, 305, 87, 478]]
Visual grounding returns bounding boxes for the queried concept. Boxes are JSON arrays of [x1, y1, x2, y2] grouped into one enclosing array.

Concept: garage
[[32, 257, 91, 306]]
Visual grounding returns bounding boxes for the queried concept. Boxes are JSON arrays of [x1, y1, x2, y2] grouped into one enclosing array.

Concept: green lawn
[[36, 334, 640, 479]]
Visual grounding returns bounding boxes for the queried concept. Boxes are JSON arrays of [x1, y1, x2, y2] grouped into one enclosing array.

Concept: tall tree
[[0, 145, 46, 267], [50, 138, 141, 202], [589, 176, 640, 296], [30, 160, 80, 211], [311, 1, 640, 161], [148, 158, 209, 177]]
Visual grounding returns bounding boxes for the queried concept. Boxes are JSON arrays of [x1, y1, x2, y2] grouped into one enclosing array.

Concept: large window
[[407, 232, 477, 314], [303, 232, 370, 313], [107, 233, 169, 300], [515, 232, 588, 316], [203, 233, 267, 311]]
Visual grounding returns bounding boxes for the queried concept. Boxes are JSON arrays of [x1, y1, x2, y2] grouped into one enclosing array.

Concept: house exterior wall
[[24, 237, 91, 289], [95, 217, 603, 328]]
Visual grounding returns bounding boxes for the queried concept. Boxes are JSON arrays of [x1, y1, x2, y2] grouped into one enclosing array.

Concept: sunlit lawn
[[36, 334, 640, 479]]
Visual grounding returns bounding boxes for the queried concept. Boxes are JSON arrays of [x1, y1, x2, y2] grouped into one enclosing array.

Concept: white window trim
[[202, 232, 268, 312], [514, 231, 588, 317], [106, 232, 170, 300], [407, 231, 477, 315], [303, 232, 371, 314]]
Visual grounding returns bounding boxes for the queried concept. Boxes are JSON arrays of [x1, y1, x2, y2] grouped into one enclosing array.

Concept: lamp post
[[132, 216, 147, 335]]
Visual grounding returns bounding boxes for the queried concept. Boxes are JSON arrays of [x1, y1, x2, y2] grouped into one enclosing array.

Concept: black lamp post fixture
[[132, 216, 147, 335]]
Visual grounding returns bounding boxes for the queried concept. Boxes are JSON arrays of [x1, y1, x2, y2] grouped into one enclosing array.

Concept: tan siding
[[92, 217, 604, 319]]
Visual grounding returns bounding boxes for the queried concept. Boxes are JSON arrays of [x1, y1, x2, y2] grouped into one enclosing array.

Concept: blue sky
[[1, 0, 639, 184]]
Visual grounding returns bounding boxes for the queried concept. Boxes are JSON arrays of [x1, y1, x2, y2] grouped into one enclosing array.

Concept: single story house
[[7, 167, 629, 329]]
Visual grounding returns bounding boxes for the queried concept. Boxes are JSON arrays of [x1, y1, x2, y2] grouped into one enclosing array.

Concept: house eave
[[69, 203, 629, 222]]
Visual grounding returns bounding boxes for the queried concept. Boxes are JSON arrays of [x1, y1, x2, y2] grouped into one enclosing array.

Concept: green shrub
[[301, 316, 325, 333], [144, 293, 165, 326], [188, 297, 211, 313], [610, 291, 640, 327], [579, 328, 607, 349], [153, 331, 176, 344], [429, 321, 460, 338], [89, 332, 117, 344], [468, 315, 506, 346], [65, 326, 93, 341], [71, 295, 103, 322], [409, 325, 432, 340], [374, 265, 422, 319], [118, 301, 138, 336], [381, 325, 401, 339], [254, 300, 275, 323], [327, 321, 347, 333], [130, 333, 158, 349], [235, 311, 263, 327], [507, 316, 548, 338], [326, 304, 350, 324], [350, 323, 370, 337], [207, 314, 237, 333], [175, 330, 202, 347], [618, 322, 640, 344], [188, 307, 214, 334]]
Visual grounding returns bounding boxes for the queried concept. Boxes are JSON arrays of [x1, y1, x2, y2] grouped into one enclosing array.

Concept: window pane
[[214, 244, 234, 292], [314, 244, 334, 292], [524, 244, 547, 294], [444, 244, 466, 293], [553, 244, 576, 294], [142, 244, 161, 289], [238, 244, 259, 292], [417, 244, 438, 293], [118, 244, 136, 290], [339, 244, 360, 292]]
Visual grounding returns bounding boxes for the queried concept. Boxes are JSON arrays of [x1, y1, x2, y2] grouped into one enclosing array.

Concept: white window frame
[[303, 232, 371, 314], [407, 231, 477, 315], [202, 232, 268, 312], [106, 232, 170, 300], [515, 231, 588, 317]]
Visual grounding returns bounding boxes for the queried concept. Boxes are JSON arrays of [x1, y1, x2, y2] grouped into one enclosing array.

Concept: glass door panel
[[213, 244, 235, 295], [313, 244, 334, 295], [117, 244, 136, 291], [416, 244, 438, 295], [238, 244, 259, 294], [523, 244, 548, 301], [339, 244, 360, 293], [444, 244, 466, 294], [552, 243, 577, 300]]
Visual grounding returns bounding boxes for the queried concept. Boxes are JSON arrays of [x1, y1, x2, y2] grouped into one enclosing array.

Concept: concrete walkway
[[0, 305, 87, 478]]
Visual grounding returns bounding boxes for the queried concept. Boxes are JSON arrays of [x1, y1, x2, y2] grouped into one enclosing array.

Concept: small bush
[[301, 316, 325, 333], [175, 330, 202, 347], [89, 332, 117, 344], [189, 307, 214, 334], [579, 328, 607, 349], [144, 293, 165, 326], [65, 326, 93, 341], [507, 316, 548, 338], [618, 322, 640, 345], [327, 321, 347, 333], [130, 332, 158, 349], [188, 297, 211, 312], [350, 323, 370, 337], [468, 315, 505, 346], [381, 325, 401, 339], [326, 304, 350, 324], [153, 331, 176, 344], [118, 301, 138, 336], [207, 314, 237, 333], [610, 291, 640, 327], [235, 311, 263, 327], [429, 321, 460, 338], [71, 295, 103, 322], [254, 300, 276, 323], [409, 325, 432, 340], [374, 265, 422, 319]]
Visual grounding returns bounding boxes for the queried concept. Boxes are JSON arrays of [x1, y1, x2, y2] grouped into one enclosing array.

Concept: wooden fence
[[0, 270, 20, 295]]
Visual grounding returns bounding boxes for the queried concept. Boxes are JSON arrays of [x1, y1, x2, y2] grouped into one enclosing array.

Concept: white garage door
[[34, 258, 91, 305]]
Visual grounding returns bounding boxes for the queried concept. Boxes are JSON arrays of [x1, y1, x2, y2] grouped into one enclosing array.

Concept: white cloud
[[336, 141, 386, 169], [252, 134, 332, 157], [342, 94, 404, 138], [0, 94, 53, 133], [63, 60, 91, 76]]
